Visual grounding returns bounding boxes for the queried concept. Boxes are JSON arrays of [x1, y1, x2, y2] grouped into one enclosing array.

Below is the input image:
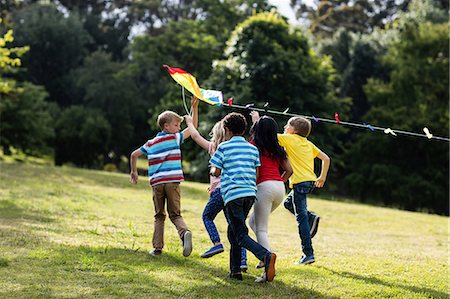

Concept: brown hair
[[157, 111, 183, 130], [288, 117, 311, 137]]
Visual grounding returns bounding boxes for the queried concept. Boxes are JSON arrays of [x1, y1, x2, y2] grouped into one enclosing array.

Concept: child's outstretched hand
[[130, 171, 138, 184], [184, 115, 193, 125], [250, 111, 260, 124]]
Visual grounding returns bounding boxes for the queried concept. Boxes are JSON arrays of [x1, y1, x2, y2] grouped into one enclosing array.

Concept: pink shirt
[[208, 143, 221, 193]]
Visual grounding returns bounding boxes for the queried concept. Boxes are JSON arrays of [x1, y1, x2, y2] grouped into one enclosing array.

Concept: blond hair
[[288, 117, 311, 137], [157, 111, 183, 130], [209, 120, 226, 151]]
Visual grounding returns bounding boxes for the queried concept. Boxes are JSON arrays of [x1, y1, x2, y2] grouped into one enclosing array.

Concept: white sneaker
[[182, 231, 192, 257], [255, 272, 267, 283]]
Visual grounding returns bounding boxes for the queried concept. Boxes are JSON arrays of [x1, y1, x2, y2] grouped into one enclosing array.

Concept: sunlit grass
[[0, 162, 447, 298]]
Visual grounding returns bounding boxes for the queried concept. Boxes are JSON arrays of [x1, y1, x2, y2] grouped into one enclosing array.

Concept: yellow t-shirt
[[278, 133, 320, 188]]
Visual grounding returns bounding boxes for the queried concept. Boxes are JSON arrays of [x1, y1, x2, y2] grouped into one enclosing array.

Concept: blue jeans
[[224, 196, 270, 273], [203, 188, 247, 262], [284, 190, 316, 224], [288, 181, 315, 257], [202, 188, 223, 244]]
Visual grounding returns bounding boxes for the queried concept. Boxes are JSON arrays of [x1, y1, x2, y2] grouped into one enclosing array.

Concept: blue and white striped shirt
[[209, 136, 260, 205]]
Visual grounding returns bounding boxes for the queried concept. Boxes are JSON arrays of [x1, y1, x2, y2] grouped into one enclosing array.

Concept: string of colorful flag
[[163, 65, 450, 143]]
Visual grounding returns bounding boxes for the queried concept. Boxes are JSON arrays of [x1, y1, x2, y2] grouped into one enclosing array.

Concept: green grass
[[0, 162, 447, 298]]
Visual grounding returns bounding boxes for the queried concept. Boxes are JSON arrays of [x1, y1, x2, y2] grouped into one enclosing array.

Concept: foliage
[[73, 51, 146, 164], [291, 0, 411, 38], [318, 29, 388, 120], [0, 17, 53, 155], [343, 21, 449, 214], [54, 106, 111, 167], [11, 3, 91, 106], [0, 82, 55, 155]]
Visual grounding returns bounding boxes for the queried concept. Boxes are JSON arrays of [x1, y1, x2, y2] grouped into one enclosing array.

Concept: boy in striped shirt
[[210, 112, 277, 282], [130, 98, 198, 257]]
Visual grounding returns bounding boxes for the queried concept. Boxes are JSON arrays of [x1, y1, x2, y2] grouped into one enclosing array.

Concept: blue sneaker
[[200, 244, 224, 258], [240, 259, 248, 273], [296, 255, 315, 265]]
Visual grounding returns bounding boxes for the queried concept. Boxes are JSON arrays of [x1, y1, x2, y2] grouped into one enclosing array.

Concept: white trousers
[[249, 180, 285, 251]]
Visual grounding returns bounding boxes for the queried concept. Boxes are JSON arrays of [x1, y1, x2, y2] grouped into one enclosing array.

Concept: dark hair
[[251, 116, 287, 160], [223, 112, 247, 135]]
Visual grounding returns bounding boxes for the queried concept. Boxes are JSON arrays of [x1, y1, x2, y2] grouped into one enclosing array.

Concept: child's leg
[[152, 184, 167, 250], [165, 182, 188, 237], [225, 197, 269, 262], [292, 182, 315, 257], [227, 221, 242, 274], [251, 187, 273, 251], [202, 188, 224, 244], [283, 190, 295, 214]]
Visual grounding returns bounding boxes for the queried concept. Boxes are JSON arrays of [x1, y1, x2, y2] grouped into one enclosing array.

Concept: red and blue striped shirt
[[140, 131, 184, 186]]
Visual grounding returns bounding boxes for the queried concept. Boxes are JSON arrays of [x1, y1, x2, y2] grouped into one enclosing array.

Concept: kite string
[[221, 102, 450, 142], [181, 87, 191, 116]]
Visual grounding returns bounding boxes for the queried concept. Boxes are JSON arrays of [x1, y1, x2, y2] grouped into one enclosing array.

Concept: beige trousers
[[152, 182, 188, 250]]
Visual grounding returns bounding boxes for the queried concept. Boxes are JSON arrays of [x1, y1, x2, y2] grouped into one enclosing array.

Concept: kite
[[163, 65, 222, 106]]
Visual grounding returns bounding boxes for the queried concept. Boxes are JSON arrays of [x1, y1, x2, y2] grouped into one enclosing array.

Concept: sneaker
[[255, 260, 265, 269], [296, 255, 315, 265], [240, 260, 248, 273], [309, 213, 320, 238], [227, 272, 243, 281], [264, 253, 277, 282], [200, 244, 224, 258], [182, 230, 192, 257], [149, 249, 162, 256], [255, 272, 267, 283]]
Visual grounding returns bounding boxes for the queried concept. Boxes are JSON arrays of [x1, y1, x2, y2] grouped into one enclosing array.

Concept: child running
[[278, 116, 330, 265], [248, 112, 293, 282], [129, 97, 198, 257], [210, 112, 277, 282], [184, 115, 247, 270]]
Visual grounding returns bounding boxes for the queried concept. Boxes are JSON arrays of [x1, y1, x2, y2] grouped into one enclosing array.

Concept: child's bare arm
[[315, 150, 330, 188], [280, 158, 293, 183], [185, 115, 210, 151], [130, 149, 143, 184], [182, 96, 199, 140]]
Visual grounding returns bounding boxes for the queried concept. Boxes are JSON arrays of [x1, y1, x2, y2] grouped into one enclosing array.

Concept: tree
[[74, 51, 145, 164], [343, 21, 449, 214], [319, 29, 388, 120], [0, 18, 54, 155], [291, 0, 411, 38], [54, 106, 111, 167], [11, 3, 91, 106]]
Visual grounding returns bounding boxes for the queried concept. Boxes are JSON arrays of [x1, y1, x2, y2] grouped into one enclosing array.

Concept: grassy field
[[0, 162, 447, 298]]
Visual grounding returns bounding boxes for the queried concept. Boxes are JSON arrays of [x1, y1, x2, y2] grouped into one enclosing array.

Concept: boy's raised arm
[[130, 149, 143, 184], [315, 150, 330, 188], [182, 96, 199, 140]]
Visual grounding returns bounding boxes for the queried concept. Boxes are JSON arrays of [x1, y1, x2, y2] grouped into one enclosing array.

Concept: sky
[[268, 0, 315, 25], [268, 0, 298, 23]]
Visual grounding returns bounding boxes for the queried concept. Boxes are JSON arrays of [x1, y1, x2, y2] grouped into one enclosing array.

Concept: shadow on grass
[[319, 266, 447, 299], [0, 241, 338, 299], [0, 199, 55, 223]]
